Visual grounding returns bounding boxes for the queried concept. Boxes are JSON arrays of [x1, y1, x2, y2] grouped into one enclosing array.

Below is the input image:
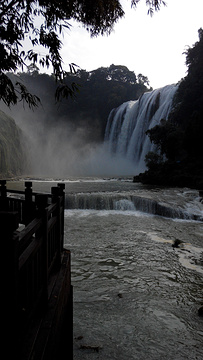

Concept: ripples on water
[[8, 177, 203, 359], [64, 204, 203, 359]]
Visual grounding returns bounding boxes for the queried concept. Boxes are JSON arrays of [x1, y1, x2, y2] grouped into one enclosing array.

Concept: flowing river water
[[8, 177, 203, 359]]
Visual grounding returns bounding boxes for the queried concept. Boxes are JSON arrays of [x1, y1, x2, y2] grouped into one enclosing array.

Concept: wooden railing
[[0, 180, 72, 358]]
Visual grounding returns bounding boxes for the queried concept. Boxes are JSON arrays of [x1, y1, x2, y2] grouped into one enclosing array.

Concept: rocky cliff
[[0, 110, 25, 177]]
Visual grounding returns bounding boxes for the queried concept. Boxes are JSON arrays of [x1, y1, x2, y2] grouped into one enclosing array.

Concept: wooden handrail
[[19, 233, 42, 269], [18, 217, 42, 254], [0, 180, 66, 340], [0, 180, 73, 360]]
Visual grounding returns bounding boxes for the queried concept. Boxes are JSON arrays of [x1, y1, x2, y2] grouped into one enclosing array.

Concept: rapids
[[65, 210, 203, 360], [63, 179, 203, 360], [8, 178, 203, 359]]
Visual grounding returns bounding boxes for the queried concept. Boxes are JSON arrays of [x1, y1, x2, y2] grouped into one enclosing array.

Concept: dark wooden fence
[[0, 180, 72, 359]]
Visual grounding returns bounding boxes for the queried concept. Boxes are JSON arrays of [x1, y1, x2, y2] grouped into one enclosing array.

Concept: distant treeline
[[8, 64, 151, 142]]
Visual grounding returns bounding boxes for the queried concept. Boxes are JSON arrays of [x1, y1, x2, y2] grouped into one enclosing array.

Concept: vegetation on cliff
[[6, 65, 151, 141], [0, 110, 25, 177], [136, 29, 203, 189]]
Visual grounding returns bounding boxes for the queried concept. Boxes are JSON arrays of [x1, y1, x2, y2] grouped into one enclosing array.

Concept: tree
[[0, 0, 166, 107], [137, 73, 150, 87], [169, 28, 203, 162], [145, 151, 163, 171], [141, 28, 203, 188], [6, 65, 151, 143], [146, 120, 183, 161]]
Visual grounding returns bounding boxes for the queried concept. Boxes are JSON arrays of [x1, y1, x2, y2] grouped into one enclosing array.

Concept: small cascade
[[104, 84, 178, 172], [65, 193, 203, 221], [114, 199, 136, 211]]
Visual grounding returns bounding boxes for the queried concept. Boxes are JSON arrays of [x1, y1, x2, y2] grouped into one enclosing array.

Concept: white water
[[66, 209, 203, 360], [105, 84, 178, 173], [62, 178, 203, 360]]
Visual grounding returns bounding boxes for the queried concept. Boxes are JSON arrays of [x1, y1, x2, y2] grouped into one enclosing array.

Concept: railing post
[[24, 181, 34, 225], [52, 187, 62, 268], [35, 194, 49, 308], [25, 181, 33, 202], [57, 183, 65, 249], [0, 179, 8, 210], [1, 211, 19, 356]]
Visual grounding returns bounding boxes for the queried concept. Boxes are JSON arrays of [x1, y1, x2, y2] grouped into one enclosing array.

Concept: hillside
[[0, 110, 25, 177]]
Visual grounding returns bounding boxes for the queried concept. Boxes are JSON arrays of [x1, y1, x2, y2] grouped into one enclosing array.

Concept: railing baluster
[[24, 181, 34, 225], [35, 193, 49, 308], [58, 183, 65, 250], [51, 187, 62, 270], [0, 179, 8, 210], [1, 211, 19, 356]]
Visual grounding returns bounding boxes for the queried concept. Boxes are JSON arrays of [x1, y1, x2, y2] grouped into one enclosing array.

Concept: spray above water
[[5, 84, 178, 177], [56, 84, 178, 177], [67, 84, 177, 177]]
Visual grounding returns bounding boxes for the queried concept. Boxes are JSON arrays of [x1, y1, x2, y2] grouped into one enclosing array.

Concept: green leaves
[[0, 73, 40, 108], [131, 0, 167, 16], [0, 0, 163, 108], [144, 28, 203, 188], [0, 73, 17, 106], [55, 82, 80, 102], [15, 81, 41, 109]]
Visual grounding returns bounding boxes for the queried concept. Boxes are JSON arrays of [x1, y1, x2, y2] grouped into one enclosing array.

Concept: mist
[[1, 102, 137, 178], [0, 68, 155, 178], [20, 120, 138, 178], [1, 79, 177, 179]]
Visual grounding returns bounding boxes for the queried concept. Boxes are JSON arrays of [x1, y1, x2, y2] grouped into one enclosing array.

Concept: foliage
[[146, 119, 183, 161], [0, 109, 24, 176], [131, 0, 166, 16], [169, 28, 203, 163], [144, 151, 163, 170], [0, 0, 165, 107], [6, 64, 151, 140], [143, 28, 203, 188], [66, 65, 151, 132]]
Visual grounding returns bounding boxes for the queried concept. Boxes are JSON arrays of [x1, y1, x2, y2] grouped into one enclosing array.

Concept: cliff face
[[0, 110, 25, 177]]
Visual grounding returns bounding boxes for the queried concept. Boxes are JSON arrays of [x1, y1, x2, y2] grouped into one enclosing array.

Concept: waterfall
[[104, 84, 178, 173]]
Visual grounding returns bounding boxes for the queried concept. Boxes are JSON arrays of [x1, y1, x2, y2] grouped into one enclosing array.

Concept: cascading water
[[8, 179, 203, 359], [65, 191, 203, 221], [63, 179, 203, 360], [104, 84, 178, 173]]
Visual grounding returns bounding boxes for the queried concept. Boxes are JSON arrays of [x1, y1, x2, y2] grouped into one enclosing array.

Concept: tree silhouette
[[0, 0, 165, 107], [143, 29, 203, 188]]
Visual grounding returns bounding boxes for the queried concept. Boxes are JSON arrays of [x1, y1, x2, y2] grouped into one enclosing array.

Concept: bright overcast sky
[[59, 0, 203, 90]]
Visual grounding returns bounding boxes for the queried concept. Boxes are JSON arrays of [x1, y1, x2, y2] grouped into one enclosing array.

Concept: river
[[8, 177, 203, 359]]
